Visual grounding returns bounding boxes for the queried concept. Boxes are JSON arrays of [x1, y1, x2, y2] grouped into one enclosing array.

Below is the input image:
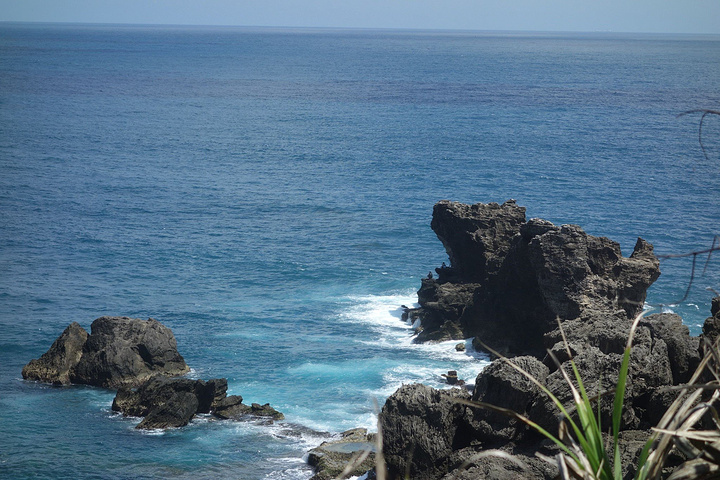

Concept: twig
[[677, 109, 720, 163], [655, 236, 720, 305]]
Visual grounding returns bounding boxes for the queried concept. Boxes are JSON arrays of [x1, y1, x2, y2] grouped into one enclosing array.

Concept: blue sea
[[1, 23, 719, 479]]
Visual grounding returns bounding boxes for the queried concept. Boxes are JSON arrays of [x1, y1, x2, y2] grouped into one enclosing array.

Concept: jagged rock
[[70, 316, 190, 388], [521, 226, 658, 328], [23, 316, 189, 388], [137, 391, 199, 430], [430, 200, 526, 282], [639, 313, 700, 385], [416, 200, 661, 355], [247, 403, 285, 421], [22, 322, 88, 385], [470, 356, 549, 442], [112, 376, 226, 418], [112, 376, 283, 429], [415, 279, 480, 342], [529, 347, 640, 433], [379, 384, 474, 480], [379, 200, 710, 480], [307, 428, 375, 480], [701, 297, 720, 346], [439, 445, 557, 480]]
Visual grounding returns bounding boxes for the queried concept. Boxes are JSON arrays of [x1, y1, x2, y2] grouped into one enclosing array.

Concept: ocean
[[0, 23, 719, 479]]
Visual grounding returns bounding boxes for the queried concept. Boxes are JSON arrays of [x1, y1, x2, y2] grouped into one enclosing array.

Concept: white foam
[[263, 465, 314, 480], [338, 291, 490, 403]]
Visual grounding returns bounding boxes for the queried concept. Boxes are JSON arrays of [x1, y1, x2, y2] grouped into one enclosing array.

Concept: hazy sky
[[1, 0, 719, 34]]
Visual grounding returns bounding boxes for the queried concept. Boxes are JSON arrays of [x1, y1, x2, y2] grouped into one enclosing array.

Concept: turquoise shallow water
[[1, 24, 719, 479]]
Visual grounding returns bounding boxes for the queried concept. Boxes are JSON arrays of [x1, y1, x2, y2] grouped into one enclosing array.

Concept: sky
[[1, 0, 719, 34]]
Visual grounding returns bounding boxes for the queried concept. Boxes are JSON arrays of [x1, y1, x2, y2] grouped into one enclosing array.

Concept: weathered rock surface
[[430, 200, 527, 282], [112, 376, 283, 429], [25, 316, 283, 431], [22, 322, 88, 385], [307, 428, 376, 480], [23, 316, 189, 388], [471, 356, 549, 442], [412, 200, 660, 355], [701, 296, 720, 346], [71, 316, 190, 388], [377, 200, 711, 480], [213, 399, 285, 421], [380, 384, 475, 480], [438, 444, 558, 480]]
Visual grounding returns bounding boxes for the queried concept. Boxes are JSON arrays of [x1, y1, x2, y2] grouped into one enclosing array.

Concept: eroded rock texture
[[412, 200, 660, 356], [112, 376, 283, 430], [23, 316, 189, 388], [379, 200, 710, 480]]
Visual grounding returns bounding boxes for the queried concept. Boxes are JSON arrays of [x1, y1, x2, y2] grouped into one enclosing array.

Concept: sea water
[[0, 24, 719, 479]]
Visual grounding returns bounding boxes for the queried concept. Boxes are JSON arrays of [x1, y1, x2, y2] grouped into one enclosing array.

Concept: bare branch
[[677, 109, 720, 163], [656, 236, 720, 306]]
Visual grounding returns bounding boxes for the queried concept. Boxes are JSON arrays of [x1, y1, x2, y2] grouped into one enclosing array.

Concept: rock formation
[[24, 315, 283, 431], [377, 200, 713, 480], [21, 322, 88, 385], [307, 428, 376, 480], [22, 316, 189, 388], [112, 376, 283, 429], [410, 200, 660, 356], [701, 296, 720, 345]]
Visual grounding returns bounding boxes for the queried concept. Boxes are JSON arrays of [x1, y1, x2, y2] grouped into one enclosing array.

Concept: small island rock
[[23, 316, 190, 388]]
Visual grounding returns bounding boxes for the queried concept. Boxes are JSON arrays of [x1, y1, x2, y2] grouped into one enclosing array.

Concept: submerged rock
[[23, 316, 189, 388], [213, 398, 284, 421], [112, 376, 283, 430], [307, 428, 375, 480]]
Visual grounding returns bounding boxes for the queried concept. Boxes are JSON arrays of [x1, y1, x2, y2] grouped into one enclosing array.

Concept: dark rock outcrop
[[307, 428, 376, 480], [112, 376, 284, 430], [412, 200, 660, 355], [22, 322, 88, 385], [213, 399, 284, 421], [23, 316, 189, 388], [25, 316, 282, 432], [379, 383, 559, 480], [71, 316, 190, 388], [378, 200, 709, 480], [380, 384, 475, 480], [138, 391, 199, 429], [430, 200, 527, 282], [701, 296, 720, 346], [471, 356, 549, 442]]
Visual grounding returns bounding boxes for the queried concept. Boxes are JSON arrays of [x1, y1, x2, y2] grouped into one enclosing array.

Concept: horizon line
[[2, 20, 720, 38]]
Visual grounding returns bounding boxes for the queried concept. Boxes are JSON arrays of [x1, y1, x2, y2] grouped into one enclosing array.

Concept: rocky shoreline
[[21, 200, 718, 479], [322, 200, 718, 480]]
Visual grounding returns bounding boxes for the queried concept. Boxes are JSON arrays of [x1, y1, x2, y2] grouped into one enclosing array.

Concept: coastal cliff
[[377, 200, 714, 480]]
